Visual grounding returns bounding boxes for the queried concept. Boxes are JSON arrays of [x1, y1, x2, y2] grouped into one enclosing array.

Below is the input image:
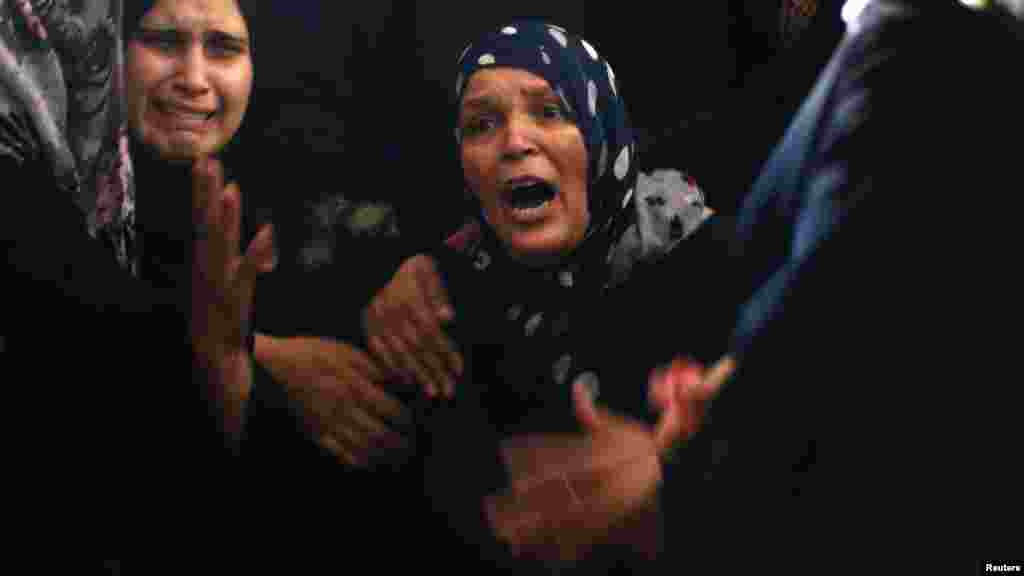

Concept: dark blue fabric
[[681, 1, 1024, 553]]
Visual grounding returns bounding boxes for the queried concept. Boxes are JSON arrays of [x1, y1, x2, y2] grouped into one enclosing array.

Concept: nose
[[500, 114, 539, 161], [173, 44, 211, 97]]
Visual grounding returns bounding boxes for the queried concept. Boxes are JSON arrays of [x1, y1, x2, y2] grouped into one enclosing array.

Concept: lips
[[154, 100, 217, 130]]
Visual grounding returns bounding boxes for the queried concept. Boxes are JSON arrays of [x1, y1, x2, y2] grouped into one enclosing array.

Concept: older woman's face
[[125, 0, 252, 163], [459, 68, 589, 265]]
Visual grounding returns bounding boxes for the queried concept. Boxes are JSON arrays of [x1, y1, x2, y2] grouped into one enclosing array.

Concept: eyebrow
[[139, 12, 249, 43], [207, 30, 250, 47], [138, 25, 249, 46], [461, 85, 558, 111], [460, 94, 498, 112], [522, 85, 557, 99]]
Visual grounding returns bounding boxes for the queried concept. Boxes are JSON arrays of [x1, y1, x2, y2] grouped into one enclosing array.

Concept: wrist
[[197, 349, 253, 446], [252, 332, 279, 368]]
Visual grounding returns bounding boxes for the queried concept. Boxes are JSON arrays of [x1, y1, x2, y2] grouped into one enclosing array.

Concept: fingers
[[343, 351, 411, 426], [364, 296, 419, 389], [353, 376, 411, 428], [652, 407, 683, 453], [365, 255, 463, 399], [195, 158, 227, 273], [411, 256, 464, 395], [398, 315, 453, 398], [191, 156, 218, 226], [237, 223, 275, 311], [386, 332, 440, 398], [223, 180, 241, 258], [247, 222, 277, 274], [344, 405, 406, 451], [332, 373, 408, 448], [649, 355, 737, 453], [320, 431, 365, 469], [648, 358, 702, 411], [343, 342, 388, 383], [650, 360, 700, 452], [412, 255, 455, 324], [573, 378, 606, 433], [323, 398, 408, 471], [367, 334, 404, 384], [700, 355, 736, 399], [191, 159, 214, 285]]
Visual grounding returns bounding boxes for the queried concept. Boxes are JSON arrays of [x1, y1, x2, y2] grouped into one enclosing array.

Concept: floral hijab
[[1, 0, 136, 272]]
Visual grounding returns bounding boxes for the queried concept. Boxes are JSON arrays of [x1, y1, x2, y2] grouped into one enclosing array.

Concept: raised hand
[[191, 156, 275, 440], [363, 254, 463, 398]]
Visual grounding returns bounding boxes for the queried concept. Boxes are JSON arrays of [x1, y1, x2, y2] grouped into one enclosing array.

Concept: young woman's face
[[125, 0, 253, 163], [459, 68, 590, 265]]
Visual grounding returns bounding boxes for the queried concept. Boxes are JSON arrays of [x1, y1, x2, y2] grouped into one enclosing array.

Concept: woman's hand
[[648, 355, 736, 453], [255, 335, 413, 470], [484, 356, 735, 564], [485, 381, 662, 564], [362, 254, 463, 399], [191, 156, 275, 441]]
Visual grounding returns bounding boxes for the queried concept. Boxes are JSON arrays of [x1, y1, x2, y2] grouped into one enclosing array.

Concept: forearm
[[253, 332, 283, 374], [194, 349, 253, 450]]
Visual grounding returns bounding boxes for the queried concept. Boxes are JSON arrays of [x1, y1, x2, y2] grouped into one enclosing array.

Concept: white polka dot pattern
[[548, 28, 568, 47], [615, 146, 630, 181]]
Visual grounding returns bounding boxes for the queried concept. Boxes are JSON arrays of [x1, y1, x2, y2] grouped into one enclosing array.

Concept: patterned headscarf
[[448, 20, 640, 289], [0, 0, 136, 272], [447, 21, 712, 293]]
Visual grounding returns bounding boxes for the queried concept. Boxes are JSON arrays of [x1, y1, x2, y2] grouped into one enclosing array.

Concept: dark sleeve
[[240, 356, 331, 465], [252, 236, 422, 343], [658, 10, 1024, 560], [241, 237, 424, 463], [1, 151, 232, 471]]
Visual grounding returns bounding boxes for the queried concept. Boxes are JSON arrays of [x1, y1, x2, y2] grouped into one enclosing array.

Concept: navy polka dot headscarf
[[452, 21, 638, 270]]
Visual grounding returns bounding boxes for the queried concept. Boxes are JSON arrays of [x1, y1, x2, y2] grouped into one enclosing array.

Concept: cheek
[[221, 63, 254, 116], [125, 53, 155, 107], [560, 141, 589, 210], [461, 148, 494, 202]]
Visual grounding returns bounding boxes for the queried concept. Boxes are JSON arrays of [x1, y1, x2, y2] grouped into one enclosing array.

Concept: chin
[[163, 139, 220, 164], [503, 230, 578, 266]]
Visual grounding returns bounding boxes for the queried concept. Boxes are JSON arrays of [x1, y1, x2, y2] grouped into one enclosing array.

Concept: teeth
[[159, 103, 213, 121]]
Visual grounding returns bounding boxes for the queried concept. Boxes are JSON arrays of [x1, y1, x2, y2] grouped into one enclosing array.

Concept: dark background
[[231, 1, 846, 267]]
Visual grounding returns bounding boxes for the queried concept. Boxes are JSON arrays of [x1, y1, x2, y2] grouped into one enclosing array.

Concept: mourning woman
[[377, 21, 735, 573]]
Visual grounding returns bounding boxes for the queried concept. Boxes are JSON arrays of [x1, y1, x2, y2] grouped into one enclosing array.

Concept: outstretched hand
[[191, 156, 276, 440], [255, 335, 413, 470], [485, 356, 735, 565]]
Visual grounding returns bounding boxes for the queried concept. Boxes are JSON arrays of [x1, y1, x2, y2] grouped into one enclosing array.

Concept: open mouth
[[503, 180, 557, 212]]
